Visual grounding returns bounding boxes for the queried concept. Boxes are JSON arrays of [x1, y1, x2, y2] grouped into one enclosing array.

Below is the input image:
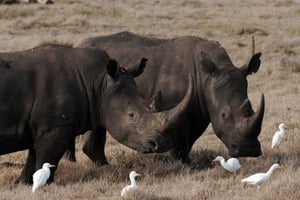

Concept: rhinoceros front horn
[[156, 74, 194, 133], [247, 94, 265, 138]]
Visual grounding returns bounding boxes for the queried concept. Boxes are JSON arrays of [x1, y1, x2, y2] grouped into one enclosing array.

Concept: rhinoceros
[[74, 31, 265, 163], [0, 45, 193, 183]]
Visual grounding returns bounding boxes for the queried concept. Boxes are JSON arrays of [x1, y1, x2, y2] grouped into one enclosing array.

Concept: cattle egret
[[271, 123, 286, 149], [121, 171, 141, 197], [241, 163, 281, 189], [213, 156, 241, 173], [32, 163, 56, 193]]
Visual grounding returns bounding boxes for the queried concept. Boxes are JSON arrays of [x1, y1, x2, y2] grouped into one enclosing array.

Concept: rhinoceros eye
[[128, 112, 134, 118], [221, 109, 232, 121], [120, 67, 127, 73]]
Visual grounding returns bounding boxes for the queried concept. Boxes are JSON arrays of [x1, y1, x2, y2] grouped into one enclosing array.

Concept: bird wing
[[272, 131, 281, 148], [278, 132, 284, 142], [121, 185, 138, 196], [227, 158, 241, 169], [241, 173, 264, 184], [33, 169, 48, 187], [121, 185, 130, 196]]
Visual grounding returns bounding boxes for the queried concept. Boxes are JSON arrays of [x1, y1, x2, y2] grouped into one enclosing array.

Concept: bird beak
[[135, 173, 142, 177], [49, 164, 56, 168], [212, 159, 217, 163]]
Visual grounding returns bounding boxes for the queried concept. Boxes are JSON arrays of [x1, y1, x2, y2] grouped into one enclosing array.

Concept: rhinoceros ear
[[241, 52, 262, 75], [201, 51, 220, 77], [106, 59, 119, 78], [128, 57, 148, 77]]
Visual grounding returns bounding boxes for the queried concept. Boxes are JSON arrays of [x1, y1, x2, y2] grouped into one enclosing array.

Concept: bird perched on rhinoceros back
[[72, 31, 265, 164]]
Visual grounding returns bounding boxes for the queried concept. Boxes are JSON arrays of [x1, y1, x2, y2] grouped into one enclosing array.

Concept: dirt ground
[[0, 0, 299, 199]]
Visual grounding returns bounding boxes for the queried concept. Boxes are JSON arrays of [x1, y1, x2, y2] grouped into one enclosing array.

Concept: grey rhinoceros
[[0, 45, 193, 183], [74, 32, 265, 163]]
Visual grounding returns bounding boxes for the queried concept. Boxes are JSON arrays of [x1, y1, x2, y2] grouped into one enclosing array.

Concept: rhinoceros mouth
[[140, 130, 173, 153], [229, 141, 261, 157], [141, 141, 158, 153]]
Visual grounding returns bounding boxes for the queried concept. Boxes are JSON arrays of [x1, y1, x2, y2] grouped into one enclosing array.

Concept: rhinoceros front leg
[[63, 136, 77, 162], [169, 122, 194, 164], [23, 126, 74, 183], [82, 128, 108, 165], [15, 148, 36, 184], [170, 130, 191, 164], [171, 120, 209, 164], [36, 127, 74, 183]]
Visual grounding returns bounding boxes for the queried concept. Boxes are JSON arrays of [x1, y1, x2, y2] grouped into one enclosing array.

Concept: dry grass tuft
[[0, 8, 34, 20], [280, 57, 300, 73], [181, 0, 202, 8]]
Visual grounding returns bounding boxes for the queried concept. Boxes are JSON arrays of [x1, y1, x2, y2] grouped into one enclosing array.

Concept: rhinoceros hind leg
[[82, 129, 108, 165]]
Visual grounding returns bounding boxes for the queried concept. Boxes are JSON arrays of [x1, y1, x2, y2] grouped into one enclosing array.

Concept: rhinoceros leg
[[15, 148, 36, 184], [34, 126, 74, 183], [63, 137, 76, 162], [82, 128, 108, 165], [169, 123, 192, 164], [170, 120, 209, 164]]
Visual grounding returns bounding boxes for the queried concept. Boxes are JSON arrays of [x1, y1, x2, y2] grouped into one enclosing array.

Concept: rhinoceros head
[[200, 52, 264, 157], [99, 58, 193, 153]]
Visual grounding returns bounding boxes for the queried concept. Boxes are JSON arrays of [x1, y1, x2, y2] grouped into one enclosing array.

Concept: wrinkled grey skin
[[74, 32, 265, 163], [0, 45, 192, 183]]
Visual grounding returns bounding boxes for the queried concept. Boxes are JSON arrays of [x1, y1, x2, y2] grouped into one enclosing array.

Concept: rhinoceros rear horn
[[144, 90, 163, 112], [158, 74, 194, 133], [247, 94, 265, 138]]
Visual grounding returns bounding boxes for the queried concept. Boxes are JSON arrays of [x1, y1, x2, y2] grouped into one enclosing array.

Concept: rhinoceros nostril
[[141, 140, 158, 153], [148, 141, 158, 151]]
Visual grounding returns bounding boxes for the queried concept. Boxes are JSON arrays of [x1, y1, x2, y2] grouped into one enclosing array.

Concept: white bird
[[32, 163, 56, 193], [213, 156, 241, 173], [121, 171, 142, 197], [272, 123, 286, 149], [241, 163, 281, 189]]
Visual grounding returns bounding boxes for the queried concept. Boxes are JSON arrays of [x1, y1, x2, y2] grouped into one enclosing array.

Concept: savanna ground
[[0, 0, 300, 199]]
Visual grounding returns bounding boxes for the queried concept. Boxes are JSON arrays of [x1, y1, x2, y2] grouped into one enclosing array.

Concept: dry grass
[[0, 0, 300, 199]]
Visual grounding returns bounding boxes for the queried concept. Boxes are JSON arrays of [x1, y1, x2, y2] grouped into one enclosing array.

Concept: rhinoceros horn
[[244, 94, 265, 138], [155, 74, 194, 134]]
